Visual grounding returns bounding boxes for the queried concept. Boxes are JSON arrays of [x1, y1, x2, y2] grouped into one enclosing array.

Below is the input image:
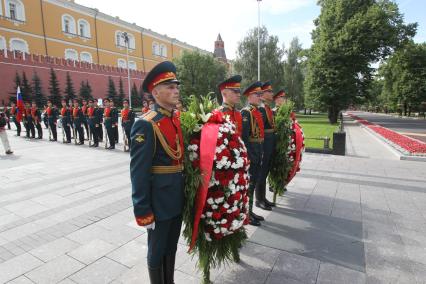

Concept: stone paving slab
[[1, 124, 426, 283]]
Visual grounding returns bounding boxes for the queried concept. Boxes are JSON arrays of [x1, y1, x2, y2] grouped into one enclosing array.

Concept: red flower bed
[[348, 113, 426, 154]]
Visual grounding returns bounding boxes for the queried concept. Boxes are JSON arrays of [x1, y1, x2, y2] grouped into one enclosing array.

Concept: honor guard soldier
[[103, 99, 115, 149], [94, 99, 103, 142], [130, 61, 184, 284], [110, 100, 119, 144], [10, 102, 21, 136], [241, 81, 265, 226], [60, 99, 72, 143], [87, 99, 99, 147], [24, 102, 35, 138], [121, 99, 135, 150], [217, 75, 243, 136], [46, 100, 58, 141], [81, 99, 89, 140], [256, 81, 276, 209], [31, 101, 43, 139], [72, 99, 85, 145], [142, 100, 150, 114], [273, 89, 287, 111]]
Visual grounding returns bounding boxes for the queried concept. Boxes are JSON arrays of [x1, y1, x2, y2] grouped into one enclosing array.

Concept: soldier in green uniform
[[31, 101, 43, 139], [87, 99, 99, 147], [273, 89, 287, 110], [9, 102, 21, 136], [130, 61, 184, 284], [120, 99, 135, 151], [110, 100, 119, 144], [103, 99, 115, 149], [60, 99, 72, 143], [46, 100, 59, 141], [72, 99, 85, 145], [255, 81, 276, 209], [217, 75, 243, 136], [241, 81, 265, 226], [81, 99, 89, 140], [94, 99, 103, 142], [23, 101, 35, 139]]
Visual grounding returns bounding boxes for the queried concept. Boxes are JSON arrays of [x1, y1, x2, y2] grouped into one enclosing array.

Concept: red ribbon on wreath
[[287, 113, 304, 184], [188, 122, 220, 252]]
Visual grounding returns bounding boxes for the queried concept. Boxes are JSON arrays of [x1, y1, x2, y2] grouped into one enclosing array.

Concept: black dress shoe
[[249, 215, 261, 226], [50, 139, 56, 141], [269, 187, 274, 192], [250, 211, 265, 221], [148, 266, 164, 284], [77, 142, 84, 145], [107, 145, 115, 150], [265, 199, 276, 207], [255, 200, 272, 211]]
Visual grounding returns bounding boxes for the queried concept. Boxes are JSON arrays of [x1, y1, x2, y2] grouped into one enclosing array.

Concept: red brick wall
[[0, 50, 146, 105]]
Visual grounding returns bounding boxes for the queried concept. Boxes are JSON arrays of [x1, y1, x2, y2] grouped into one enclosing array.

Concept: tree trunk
[[404, 103, 407, 116], [328, 106, 339, 124], [309, 109, 312, 115], [304, 108, 307, 115]]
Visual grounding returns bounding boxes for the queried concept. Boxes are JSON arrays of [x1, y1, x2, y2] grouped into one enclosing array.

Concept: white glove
[[144, 222, 155, 230]]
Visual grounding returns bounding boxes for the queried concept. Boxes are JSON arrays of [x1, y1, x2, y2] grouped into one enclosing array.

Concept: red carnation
[[219, 206, 228, 214], [210, 190, 224, 199], [229, 140, 239, 149], [221, 148, 231, 158], [212, 212, 222, 220]]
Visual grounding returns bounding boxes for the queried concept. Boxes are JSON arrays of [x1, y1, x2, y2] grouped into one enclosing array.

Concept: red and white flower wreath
[[188, 113, 250, 241]]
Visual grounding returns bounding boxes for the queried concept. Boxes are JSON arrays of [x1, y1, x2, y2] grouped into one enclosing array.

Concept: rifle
[[122, 123, 129, 152], [103, 123, 109, 149], [60, 117, 65, 143], [88, 124, 92, 146], [47, 117, 52, 141], [73, 123, 77, 145]]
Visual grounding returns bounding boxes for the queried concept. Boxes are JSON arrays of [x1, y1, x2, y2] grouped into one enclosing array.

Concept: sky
[[76, 0, 426, 60]]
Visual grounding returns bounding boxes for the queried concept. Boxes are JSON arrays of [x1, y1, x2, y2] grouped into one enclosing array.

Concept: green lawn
[[297, 113, 339, 149]]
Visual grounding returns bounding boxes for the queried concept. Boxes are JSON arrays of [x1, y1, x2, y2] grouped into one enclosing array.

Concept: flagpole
[[257, 0, 261, 81]]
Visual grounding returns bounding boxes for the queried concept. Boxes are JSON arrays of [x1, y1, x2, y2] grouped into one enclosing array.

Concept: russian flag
[[16, 86, 24, 122]]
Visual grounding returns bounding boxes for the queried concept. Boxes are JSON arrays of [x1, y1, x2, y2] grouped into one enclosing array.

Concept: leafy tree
[[174, 50, 227, 105], [131, 82, 142, 108], [32, 72, 46, 107], [9, 72, 21, 103], [64, 72, 76, 102], [107, 76, 118, 105], [283, 37, 305, 109], [86, 80, 93, 100], [380, 41, 426, 116], [234, 26, 285, 90], [79, 80, 93, 101], [117, 77, 125, 107], [48, 68, 62, 107], [305, 0, 417, 123], [21, 72, 33, 103]]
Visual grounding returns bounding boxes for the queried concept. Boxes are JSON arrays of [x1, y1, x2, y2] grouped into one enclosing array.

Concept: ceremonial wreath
[[268, 102, 305, 202], [181, 95, 250, 284]]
